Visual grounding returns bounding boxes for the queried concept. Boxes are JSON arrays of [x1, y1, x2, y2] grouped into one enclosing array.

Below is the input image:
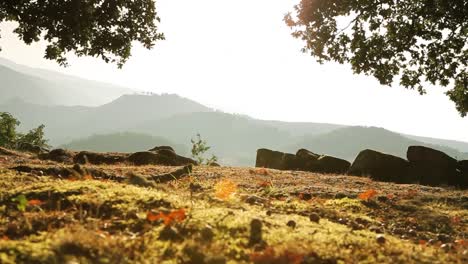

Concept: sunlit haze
[[0, 0, 467, 142]]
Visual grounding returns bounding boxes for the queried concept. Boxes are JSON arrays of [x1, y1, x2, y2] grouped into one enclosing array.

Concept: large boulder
[[74, 151, 128, 165], [348, 149, 411, 183], [39, 149, 75, 163], [255, 149, 300, 170], [281, 153, 301, 170], [295, 149, 349, 174], [312, 155, 351, 174], [256, 149, 286, 170], [149, 146, 197, 166], [128, 151, 175, 166], [128, 151, 197, 166], [407, 146, 459, 186], [295, 149, 319, 171], [456, 160, 468, 189]]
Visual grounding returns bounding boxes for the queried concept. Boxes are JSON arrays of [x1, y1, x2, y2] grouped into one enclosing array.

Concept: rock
[[74, 151, 127, 165], [249, 219, 263, 246], [201, 226, 214, 242], [148, 146, 175, 152], [348, 149, 411, 183], [255, 148, 286, 170], [437, 233, 451, 243], [255, 148, 350, 174], [457, 160, 468, 189], [11, 165, 33, 173], [296, 148, 320, 160], [295, 149, 319, 170], [159, 226, 181, 241], [244, 195, 269, 205], [16, 142, 48, 154], [255, 148, 300, 170], [39, 149, 75, 163], [407, 146, 459, 186], [286, 220, 297, 229], [72, 164, 87, 175], [312, 155, 350, 174], [309, 213, 320, 223], [440, 243, 454, 252], [376, 234, 386, 244], [282, 153, 302, 170], [127, 173, 155, 188], [154, 148, 177, 160], [128, 151, 160, 165], [183, 246, 205, 263], [150, 165, 193, 183], [148, 146, 197, 166]]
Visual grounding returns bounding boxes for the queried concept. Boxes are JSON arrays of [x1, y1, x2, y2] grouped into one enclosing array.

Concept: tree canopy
[[0, 0, 164, 68], [0, 112, 49, 150], [285, 0, 467, 116]]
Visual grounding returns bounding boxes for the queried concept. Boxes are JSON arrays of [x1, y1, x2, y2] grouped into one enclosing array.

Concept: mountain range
[[1, 57, 467, 166], [0, 57, 132, 106]]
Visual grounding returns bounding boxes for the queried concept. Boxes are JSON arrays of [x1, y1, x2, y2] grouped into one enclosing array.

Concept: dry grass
[[0, 155, 467, 263]]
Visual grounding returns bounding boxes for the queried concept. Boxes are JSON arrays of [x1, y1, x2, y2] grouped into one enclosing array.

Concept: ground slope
[[0, 151, 466, 263]]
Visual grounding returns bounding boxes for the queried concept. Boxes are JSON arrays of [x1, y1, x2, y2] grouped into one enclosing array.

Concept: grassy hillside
[[60, 132, 189, 155], [0, 151, 466, 263], [285, 126, 468, 161]]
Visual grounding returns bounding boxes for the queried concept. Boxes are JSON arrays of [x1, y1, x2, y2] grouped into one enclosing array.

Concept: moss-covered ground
[[0, 152, 466, 263]]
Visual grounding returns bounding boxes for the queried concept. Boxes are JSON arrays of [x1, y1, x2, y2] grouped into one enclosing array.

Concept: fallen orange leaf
[[358, 189, 377, 201], [454, 239, 466, 247], [451, 216, 461, 224], [83, 174, 93, 180], [214, 179, 238, 200], [147, 209, 186, 226], [27, 199, 45, 206]]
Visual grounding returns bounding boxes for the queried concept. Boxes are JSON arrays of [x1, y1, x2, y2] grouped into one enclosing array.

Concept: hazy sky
[[1, 0, 467, 142]]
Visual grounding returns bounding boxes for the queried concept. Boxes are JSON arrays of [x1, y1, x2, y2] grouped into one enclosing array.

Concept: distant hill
[[284, 126, 468, 162], [60, 132, 188, 155], [0, 57, 133, 106], [2, 95, 468, 166], [258, 120, 344, 137], [1, 59, 467, 167], [135, 112, 294, 166], [0, 94, 213, 145], [404, 134, 468, 153]]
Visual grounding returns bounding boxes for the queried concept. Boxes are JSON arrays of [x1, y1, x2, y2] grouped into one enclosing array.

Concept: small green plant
[[12, 194, 28, 212], [190, 133, 218, 165]]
